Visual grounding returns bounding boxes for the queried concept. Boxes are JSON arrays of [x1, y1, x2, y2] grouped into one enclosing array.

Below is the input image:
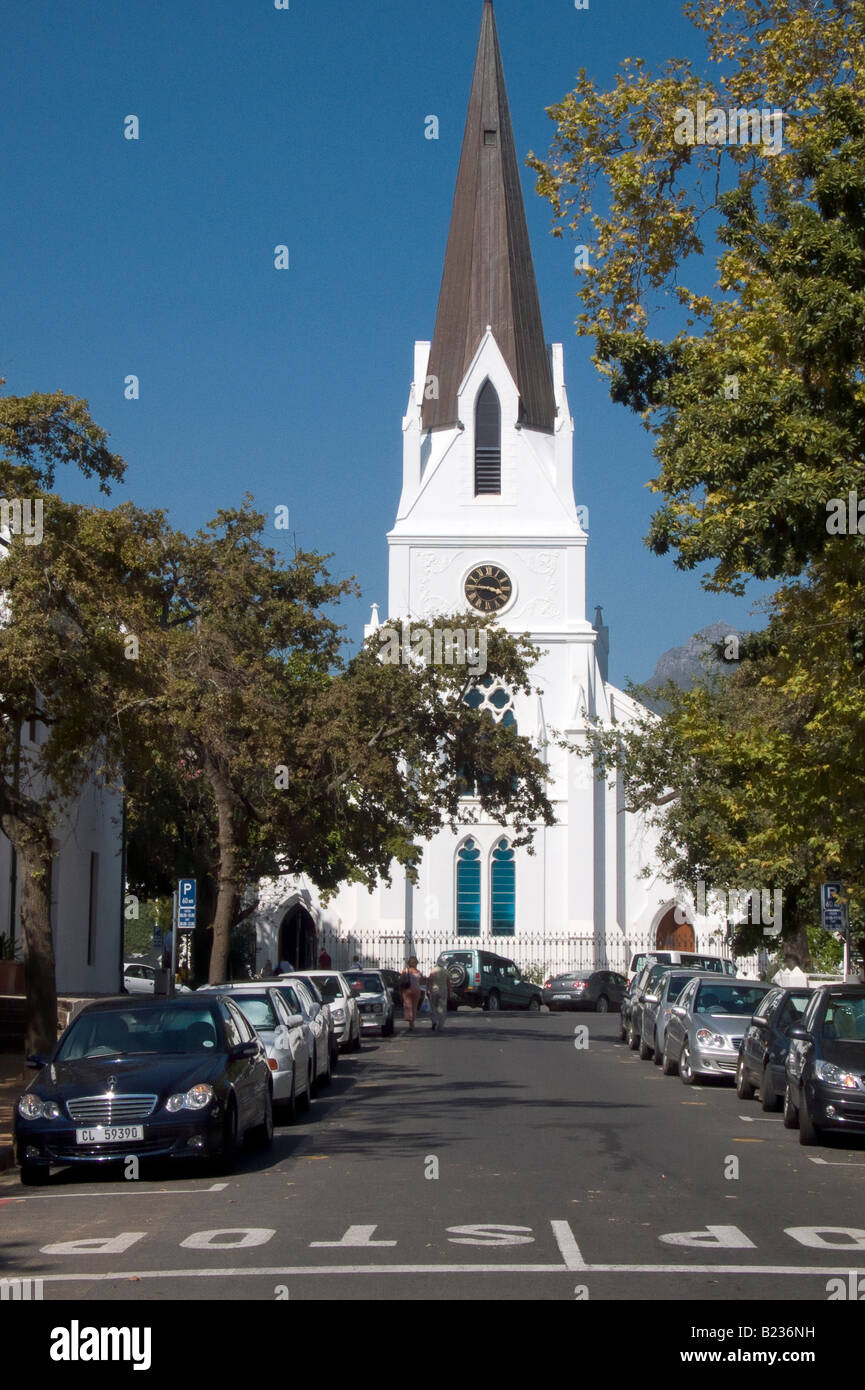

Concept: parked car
[[626, 950, 737, 985], [198, 982, 311, 1117], [543, 970, 627, 1013], [294, 970, 361, 1052], [784, 984, 865, 1145], [274, 976, 333, 1088], [638, 969, 703, 1062], [15, 994, 273, 1184], [288, 972, 346, 1067], [661, 975, 773, 1083], [736, 986, 814, 1111], [623, 962, 672, 1048], [123, 962, 157, 994], [434, 949, 543, 1012], [342, 970, 396, 1036]]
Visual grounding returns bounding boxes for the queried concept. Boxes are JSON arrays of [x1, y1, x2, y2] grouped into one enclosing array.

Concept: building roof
[[422, 0, 556, 434]]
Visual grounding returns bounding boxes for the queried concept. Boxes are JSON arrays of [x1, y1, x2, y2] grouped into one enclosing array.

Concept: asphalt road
[[2, 1009, 864, 1303]]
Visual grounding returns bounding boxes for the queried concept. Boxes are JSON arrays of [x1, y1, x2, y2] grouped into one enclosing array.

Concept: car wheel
[[447, 999, 458, 1012], [383, 1015, 395, 1036], [250, 1086, 274, 1150], [213, 1096, 238, 1174], [352, 1020, 361, 1051], [661, 1043, 678, 1076], [19, 1161, 49, 1186], [297, 1065, 312, 1113], [638, 1032, 653, 1061], [760, 1066, 779, 1112], [596, 995, 609, 1014], [783, 1082, 799, 1129], [619, 1018, 628, 1042], [283, 1066, 297, 1123], [528, 995, 541, 1012], [679, 1043, 696, 1085], [798, 1093, 822, 1146], [320, 1045, 332, 1087], [627, 1020, 640, 1050], [736, 1056, 756, 1100], [652, 1031, 664, 1066], [485, 990, 500, 1012]]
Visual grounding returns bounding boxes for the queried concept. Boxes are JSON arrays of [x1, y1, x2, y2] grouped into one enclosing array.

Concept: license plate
[[553, 994, 571, 1000], [75, 1126, 144, 1145]]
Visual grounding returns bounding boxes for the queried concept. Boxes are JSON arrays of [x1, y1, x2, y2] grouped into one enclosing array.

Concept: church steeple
[[422, 0, 556, 435]]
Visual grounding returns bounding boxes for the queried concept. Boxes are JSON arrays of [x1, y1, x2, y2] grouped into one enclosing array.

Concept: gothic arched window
[[474, 380, 501, 495], [490, 838, 515, 936], [458, 677, 517, 796], [456, 838, 482, 936]]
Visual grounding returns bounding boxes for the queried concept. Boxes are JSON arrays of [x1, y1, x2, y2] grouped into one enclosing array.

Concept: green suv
[[436, 949, 543, 1012]]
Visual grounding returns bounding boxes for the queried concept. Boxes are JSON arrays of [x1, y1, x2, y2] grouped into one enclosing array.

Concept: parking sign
[[821, 882, 844, 932], [178, 878, 196, 931]]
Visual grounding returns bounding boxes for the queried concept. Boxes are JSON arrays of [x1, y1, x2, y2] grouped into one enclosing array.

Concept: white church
[[254, 2, 725, 978]]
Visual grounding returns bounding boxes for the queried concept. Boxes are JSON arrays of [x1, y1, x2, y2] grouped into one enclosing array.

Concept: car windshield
[[667, 973, 694, 1001], [681, 956, 731, 974], [440, 952, 471, 965], [822, 996, 865, 1041], [344, 972, 384, 993], [310, 975, 342, 1001], [57, 1006, 221, 1059], [695, 984, 769, 1016], [228, 993, 279, 1031]]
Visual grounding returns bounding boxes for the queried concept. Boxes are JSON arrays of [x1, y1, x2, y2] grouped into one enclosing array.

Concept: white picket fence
[[316, 925, 750, 979]]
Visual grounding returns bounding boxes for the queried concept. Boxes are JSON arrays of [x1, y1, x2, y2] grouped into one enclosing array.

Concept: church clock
[[464, 563, 512, 613]]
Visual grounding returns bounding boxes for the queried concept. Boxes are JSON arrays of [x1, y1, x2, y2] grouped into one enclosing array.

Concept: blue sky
[[1, 0, 764, 687]]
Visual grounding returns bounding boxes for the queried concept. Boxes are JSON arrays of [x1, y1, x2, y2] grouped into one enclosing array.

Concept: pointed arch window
[[474, 380, 501, 495], [456, 838, 482, 936], [490, 838, 515, 936]]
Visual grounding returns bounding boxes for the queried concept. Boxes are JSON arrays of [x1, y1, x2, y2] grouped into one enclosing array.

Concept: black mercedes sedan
[[15, 994, 273, 1184], [784, 984, 865, 1145]]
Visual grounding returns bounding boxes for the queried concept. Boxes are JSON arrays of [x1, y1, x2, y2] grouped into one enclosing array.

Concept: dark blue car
[[784, 985, 865, 1145], [15, 994, 273, 1184], [736, 985, 813, 1111]]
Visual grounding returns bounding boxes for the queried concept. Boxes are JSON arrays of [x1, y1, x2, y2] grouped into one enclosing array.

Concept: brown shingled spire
[[422, 0, 556, 434]]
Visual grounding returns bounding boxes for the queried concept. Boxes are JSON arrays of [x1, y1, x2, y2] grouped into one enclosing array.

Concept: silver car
[[198, 982, 311, 1116], [293, 970, 361, 1053], [638, 969, 703, 1063], [342, 970, 395, 1037], [662, 975, 773, 1083]]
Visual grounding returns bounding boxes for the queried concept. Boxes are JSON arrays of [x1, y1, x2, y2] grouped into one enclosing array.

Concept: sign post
[[177, 879, 196, 988], [821, 882, 849, 977]]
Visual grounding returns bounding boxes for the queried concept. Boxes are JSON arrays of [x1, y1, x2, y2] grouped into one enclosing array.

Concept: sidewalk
[[0, 1052, 27, 1174]]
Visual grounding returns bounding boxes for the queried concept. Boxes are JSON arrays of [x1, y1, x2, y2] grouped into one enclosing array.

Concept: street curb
[[0, 1142, 15, 1174]]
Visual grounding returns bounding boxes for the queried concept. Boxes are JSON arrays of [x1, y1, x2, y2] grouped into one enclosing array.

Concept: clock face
[[464, 563, 512, 613]]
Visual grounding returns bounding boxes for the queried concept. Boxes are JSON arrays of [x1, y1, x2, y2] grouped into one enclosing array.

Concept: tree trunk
[[11, 828, 58, 1056], [206, 762, 242, 985]]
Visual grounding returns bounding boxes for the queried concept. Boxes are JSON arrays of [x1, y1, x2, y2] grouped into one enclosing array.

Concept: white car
[[292, 970, 361, 1052], [198, 983, 311, 1116], [342, 970, 395, 1037], [274, 977, 332, 1091], [123, 962, 157, 994]]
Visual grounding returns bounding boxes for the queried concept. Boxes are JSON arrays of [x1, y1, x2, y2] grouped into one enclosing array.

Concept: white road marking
[[737, 1115, 783, 1123], [24, 1260, 865, 1284], [807, 1155, 865, 1168], [310, 1224, 396, 1248], [550, 1219, 585, 1269], [1, 1182, 230, 1203]]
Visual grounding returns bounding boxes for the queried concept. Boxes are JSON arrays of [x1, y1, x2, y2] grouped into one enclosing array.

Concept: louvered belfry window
[[474, 379, 501, 495]]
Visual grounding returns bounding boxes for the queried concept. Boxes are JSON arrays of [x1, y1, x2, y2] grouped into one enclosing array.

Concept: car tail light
[[572, 982, 586, 990], [544, 980, 552, 988], [475, 972, 480, 984], [267, 1059, 279, 1072]]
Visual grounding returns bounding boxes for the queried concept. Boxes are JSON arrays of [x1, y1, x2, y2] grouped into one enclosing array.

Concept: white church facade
[[253, 2, 727, 978]]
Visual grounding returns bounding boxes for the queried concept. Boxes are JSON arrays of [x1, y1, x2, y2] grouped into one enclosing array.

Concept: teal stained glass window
[[456, 838, 481, 935], [491, 838, 515, 935]]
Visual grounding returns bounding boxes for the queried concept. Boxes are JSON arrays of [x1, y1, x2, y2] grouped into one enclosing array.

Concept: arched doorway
[[279, 902, 316, 970], [654, 905, 695, 952]]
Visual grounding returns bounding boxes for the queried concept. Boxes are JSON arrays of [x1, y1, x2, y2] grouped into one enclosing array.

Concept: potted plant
[[0, 933, 25, 995]]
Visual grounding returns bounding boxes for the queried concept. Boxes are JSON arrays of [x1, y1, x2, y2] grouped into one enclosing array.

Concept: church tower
[[388, 0, 617, 948]]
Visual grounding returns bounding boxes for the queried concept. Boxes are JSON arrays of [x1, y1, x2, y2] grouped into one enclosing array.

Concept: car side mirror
[[26, 1053, 47, 1070], [645, 995, 659, 1005], [233, 1040, 258, 1059], [787, 1024, 810, 1042], [287, 1013, 304, 1028]]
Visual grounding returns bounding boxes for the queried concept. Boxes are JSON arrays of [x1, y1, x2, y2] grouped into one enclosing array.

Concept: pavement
[[0, 1009, 863, 1303], [0, 1051, 27, 1173]]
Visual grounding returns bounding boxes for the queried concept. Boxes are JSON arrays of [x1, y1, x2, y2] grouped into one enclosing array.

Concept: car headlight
[[696, 1029, 727, 1048], [372, 1003, 382, 1013], [814, 1061, 860, 1089], [17, 1095, 62, 1121], [166, 1083, 215, 1112], [332, 1007, 346, 1023]]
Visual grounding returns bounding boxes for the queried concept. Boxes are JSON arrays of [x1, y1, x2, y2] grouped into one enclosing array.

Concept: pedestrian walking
[[401, 956, 423, 1031], [428, 960, 450, 1031]]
